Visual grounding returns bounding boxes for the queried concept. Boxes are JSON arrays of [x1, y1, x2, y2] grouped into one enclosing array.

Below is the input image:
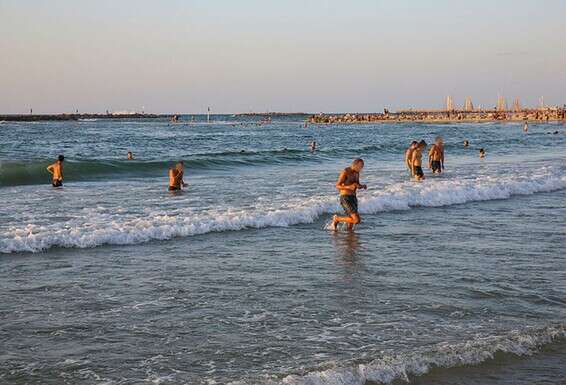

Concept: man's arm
[[441, 148, 445, 169], [46, 164, 54, 175], [336, 170, 357, 191], [180, 172, 187, 187]]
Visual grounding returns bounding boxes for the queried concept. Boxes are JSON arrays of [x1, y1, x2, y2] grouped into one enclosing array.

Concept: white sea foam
[[1, 166, 565, 253], [273, 325, 566, 385]]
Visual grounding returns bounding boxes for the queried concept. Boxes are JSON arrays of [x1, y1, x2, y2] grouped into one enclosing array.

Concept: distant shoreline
[[308, 109, 566, 124], [0, 113, 163, 122], [1, 109, 566, 123]]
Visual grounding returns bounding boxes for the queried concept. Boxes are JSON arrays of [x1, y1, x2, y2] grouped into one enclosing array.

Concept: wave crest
[[1, 166, 565, 253], [274, 325, 566, 385]]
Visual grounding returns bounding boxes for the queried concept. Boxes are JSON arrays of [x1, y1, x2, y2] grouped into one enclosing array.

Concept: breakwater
[[308, 108, 566, 124], [0, 113, 161, 122]]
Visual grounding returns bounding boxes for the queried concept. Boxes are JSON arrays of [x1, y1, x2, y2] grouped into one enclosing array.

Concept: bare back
[[47, 162, 63, 181], [429, 144, 441, 161]]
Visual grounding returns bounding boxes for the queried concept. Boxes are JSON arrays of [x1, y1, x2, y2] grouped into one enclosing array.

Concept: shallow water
[[0, 117, 565, 384]]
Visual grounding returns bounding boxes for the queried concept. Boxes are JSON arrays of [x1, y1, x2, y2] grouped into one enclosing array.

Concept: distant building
[[446, 96, 454, 112], [496, 95, 507, 111], [464, 97, 474, 112], [513, 98, 521, 112]]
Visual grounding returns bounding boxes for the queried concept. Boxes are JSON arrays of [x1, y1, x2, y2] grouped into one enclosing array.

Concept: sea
[[1, 115, 565, 385]]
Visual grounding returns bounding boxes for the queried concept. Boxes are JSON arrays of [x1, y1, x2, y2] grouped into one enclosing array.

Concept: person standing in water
[[428, 136, 444, 174], [411, 140, 427, 181], [405, 141, 418, 176], [331, 159, 367, 231], [47, 155, 64, 187], [479, 148, 486, 159], [127, 151, 134, 160], [168, 161, 187, 191], [310, 140, 317, 152], [523, 121, 529, 133]]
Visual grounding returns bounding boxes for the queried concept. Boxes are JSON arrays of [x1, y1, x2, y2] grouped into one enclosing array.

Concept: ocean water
[[0, 116, 565, 385]]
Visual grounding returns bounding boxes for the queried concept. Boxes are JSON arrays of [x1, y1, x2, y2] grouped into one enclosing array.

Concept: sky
[[1, 0, 565, 114]]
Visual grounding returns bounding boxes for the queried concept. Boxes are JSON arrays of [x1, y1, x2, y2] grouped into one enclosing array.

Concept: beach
[[1, 116, 565, 384]]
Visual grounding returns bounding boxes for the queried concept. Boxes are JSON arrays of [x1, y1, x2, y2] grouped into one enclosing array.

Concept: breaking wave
[[1, 166, 564, 253], [264, 324, 566, 385]]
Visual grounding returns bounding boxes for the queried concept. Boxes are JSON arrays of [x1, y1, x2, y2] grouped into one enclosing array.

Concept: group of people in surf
[[43, 120, 562, 233], [46, 150, 188, 191], [330, 136, 445, 231], [44, 135, 448, 232]]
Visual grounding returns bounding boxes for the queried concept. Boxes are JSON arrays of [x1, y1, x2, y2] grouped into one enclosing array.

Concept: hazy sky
[[1, 0, 565, 114]]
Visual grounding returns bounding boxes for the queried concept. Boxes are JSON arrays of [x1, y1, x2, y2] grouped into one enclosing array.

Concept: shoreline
[[0, 113, 161, 122], [1, 109, 566, 124]]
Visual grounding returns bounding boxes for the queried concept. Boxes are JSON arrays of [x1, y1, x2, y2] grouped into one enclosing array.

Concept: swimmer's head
[[58, 155, 64, 162], [410, 140, 418, 148], [435, 136, 443, 144], [127, 151, 133, 160], [418, 140, 427, 148], [352, 158, 364, 172], [176, 161, 184, 171]]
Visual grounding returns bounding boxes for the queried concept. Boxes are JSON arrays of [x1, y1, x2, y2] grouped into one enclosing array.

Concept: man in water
[[405, 141, 418, 176], [479, 148, 486, 159], [47, 155, 64, 187], [331, 158, 367, 231], [523, 121, 529, 133], [127, 151, 134, 160], [411, 140, 427, 181], [310, 140, 317, 152], [428, 136, 444, 174], [464, 140, 470, 148], [168, 161, 187, 191]]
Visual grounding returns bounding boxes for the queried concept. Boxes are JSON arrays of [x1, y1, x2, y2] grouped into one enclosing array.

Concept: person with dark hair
[[405, 141, 418, 176], [127, 151, 134, 160], [411, 140, 427, 181], [168, 161, 187, 191], [310, 140, 317, 152], [479, 148, 486, 159], [330, 158, 367, 231], [47, 155, 64, 187]]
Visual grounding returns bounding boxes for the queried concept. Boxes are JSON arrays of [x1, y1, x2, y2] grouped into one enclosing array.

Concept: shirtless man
[[411, 140, 427, 181], [47, 155, 64, 187], [330, 159, 367, 231], [405, 141, 418, 176], [428, 136, 444, 174], [168, 161, 187, 191]]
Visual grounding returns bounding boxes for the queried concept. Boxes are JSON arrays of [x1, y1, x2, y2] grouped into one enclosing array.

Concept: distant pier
[[0, 113, 162, 122]]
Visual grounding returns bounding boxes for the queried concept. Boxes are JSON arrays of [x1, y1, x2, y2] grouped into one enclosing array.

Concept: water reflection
[[331, 231, 362, 280]]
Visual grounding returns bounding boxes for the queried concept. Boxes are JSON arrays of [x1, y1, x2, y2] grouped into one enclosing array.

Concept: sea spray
[[2, 166, 565, 253]]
